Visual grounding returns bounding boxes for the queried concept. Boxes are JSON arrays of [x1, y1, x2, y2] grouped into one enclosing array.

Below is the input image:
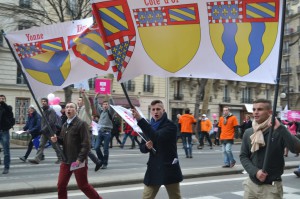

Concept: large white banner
[[92, 0, 283, 84], [5, 17, 114, 98]]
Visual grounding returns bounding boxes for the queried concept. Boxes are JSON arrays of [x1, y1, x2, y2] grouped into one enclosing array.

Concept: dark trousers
[[110, 132, 122, 147], [57, 162, 101, 199], [95, 131, 111, 166], [131, 136, 141, 148], [24, 133, 40, 159], [199, 132, 212, 147]]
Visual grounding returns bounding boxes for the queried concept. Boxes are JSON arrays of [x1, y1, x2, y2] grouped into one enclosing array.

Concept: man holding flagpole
[[240, 99, 300, 198], [132, 100, 183, 199]]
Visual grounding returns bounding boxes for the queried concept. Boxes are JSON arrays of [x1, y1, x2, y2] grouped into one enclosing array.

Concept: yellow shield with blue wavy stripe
[[134, 4, 200, 72], [14, 38, 71, 86], [207, 0, 279, 76]]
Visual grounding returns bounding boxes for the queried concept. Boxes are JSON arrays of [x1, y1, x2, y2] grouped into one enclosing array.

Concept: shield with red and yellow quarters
[[207, 0, 279, 76], [133, 4, 200, 73], [92, 0, 136, 80]]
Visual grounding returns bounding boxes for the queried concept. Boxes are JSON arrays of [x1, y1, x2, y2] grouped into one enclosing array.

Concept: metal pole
[[2, 30, 66, 162], [262, 0, 286, 171]]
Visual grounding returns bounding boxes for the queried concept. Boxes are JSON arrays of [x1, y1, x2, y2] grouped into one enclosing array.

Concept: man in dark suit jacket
[[132, 100, 183, 199]]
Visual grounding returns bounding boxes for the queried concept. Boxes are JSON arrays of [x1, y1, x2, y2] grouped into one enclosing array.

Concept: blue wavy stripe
[[246, 4, 274, 18], [222, 23, 237, 72], [80, 37, 107, 58], [22, 51, 69, 85], [99, 10, 127, 32], [41, 44, 61, 52], [248, 23, 265, 71], [169, 10, 194, 21]]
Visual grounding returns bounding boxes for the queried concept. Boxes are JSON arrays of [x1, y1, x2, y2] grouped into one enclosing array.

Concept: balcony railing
[[281, 67, 292, 73], [125, 82, 135, 92], [222, 97, 231, 103], [282, 48, 290, 54], [241, 98, 253, 103], [143, 83, 154, 93], [174, 94, 184, 100]]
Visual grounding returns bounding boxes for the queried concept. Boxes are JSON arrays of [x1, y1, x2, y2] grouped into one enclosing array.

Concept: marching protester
[[179, 108, 196, 158], [212, 120, 220, 146], [218, 106, 239, 168], [28, 98, 62, 164], [239, 114, 252, 139], [197, 114, 213, 149], [77, 90, 102, 172], [120, 122, 134, 149], [0, 94, 14, 174], [19, 105, 41, 162], [94, 93, 115, 169], [51, 102, 102, 199], [110, 114, 122, 148], [240, 99, 300, 198], [132, 100, 183, 199]]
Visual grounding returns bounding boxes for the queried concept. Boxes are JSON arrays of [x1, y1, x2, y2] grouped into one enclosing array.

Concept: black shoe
[[95, 161, 103, 172], [294, 170, 300, 177], [101, 165, 107, 169], [2, 168, 9, 174], [230, 160, 236, 168], [19, 156, 26, 162], [55, 159, 61, 164], [28, 159, 39, 164], [222, 165, 230, 168], [41, 155, 45, 161]]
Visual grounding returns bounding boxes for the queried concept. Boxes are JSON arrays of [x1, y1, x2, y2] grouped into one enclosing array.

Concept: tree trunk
[[194, 78, 208, 137], [201, 79, 213, 115]]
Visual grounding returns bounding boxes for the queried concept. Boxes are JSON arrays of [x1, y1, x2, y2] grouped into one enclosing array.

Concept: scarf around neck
[[250, 115, 272, 152], [223, 112, 232, 125]]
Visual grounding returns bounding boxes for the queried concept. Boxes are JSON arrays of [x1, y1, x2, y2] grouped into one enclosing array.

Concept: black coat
[[0, 102, 13, 131], [138, 113, 183, 186]]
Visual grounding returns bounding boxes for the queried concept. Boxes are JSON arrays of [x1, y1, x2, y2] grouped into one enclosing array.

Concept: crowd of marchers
[[1, 94, 300, 199]]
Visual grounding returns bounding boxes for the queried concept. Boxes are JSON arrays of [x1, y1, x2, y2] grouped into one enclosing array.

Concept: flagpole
[[2, 30, 66, 162], [262, 0, 286, 172], [120, 82, 156, 154]]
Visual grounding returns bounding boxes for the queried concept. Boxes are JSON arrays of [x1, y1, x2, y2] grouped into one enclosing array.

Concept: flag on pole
[[91, 0, 283, 84], [5, 17, 113, 98]]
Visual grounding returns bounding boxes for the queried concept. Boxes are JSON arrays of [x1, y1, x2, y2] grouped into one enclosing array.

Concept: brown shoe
[[230, 160, 236, 168]]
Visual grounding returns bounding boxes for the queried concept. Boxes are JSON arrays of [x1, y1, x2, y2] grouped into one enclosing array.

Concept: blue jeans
[[121, 133, 133, 146], [95, 130, 111, 166], [181, 133, 192, 157], [222, 142, 235, 166], [0, 130, 10, 169]]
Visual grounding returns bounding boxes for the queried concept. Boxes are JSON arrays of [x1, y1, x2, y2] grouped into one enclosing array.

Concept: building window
[[241, 87, 252, 103], [143, 75, 154, 92], [223, 85, 231, 102], [266, 89, 270, 100], [88, 78, 96, 89], [124, 80, 135, 92], [0, 32, 3, 47], [17, 67, 26, 84], [67, 0, 78, 17], [174, 81, 183, 100], [19, 0, 31, 8], [18, 20, 32, 30], [15, 98, 30, 125]]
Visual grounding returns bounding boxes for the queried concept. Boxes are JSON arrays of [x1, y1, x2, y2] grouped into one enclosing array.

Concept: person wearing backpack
[[0, 94, 14, 174], [94, 93, 114, 169], [28, 98, 62, 164], [19, 105, 41, 162]]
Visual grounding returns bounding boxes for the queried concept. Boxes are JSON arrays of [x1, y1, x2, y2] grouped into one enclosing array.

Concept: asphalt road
[[0, 143, 299, 198]]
